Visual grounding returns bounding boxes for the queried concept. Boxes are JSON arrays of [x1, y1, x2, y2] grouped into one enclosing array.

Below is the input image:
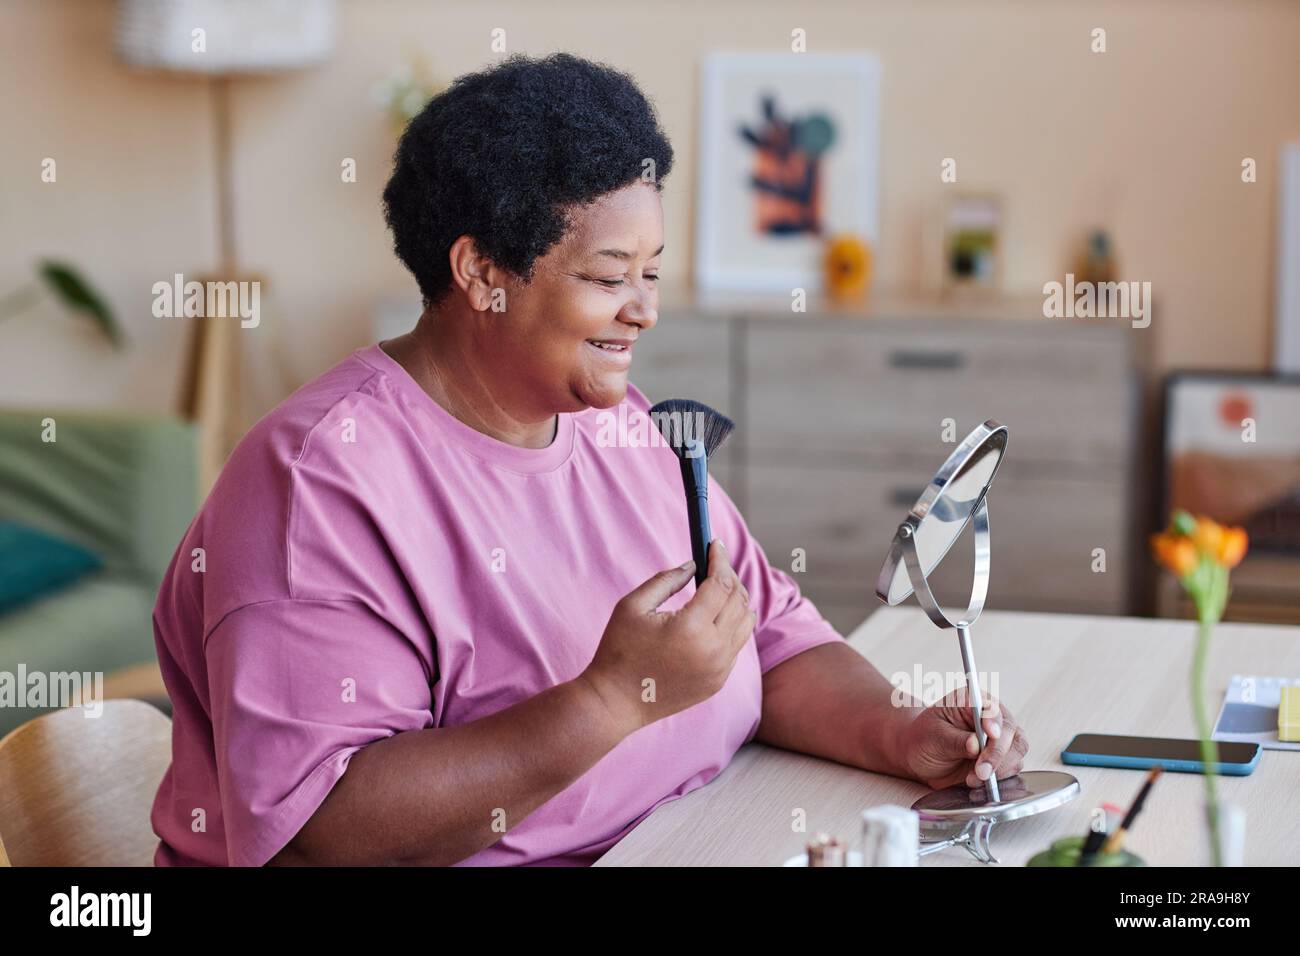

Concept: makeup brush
[[648, 398, 735, 586], [1077, 768, 1162, 865], [1100, 767, 1162, 856]]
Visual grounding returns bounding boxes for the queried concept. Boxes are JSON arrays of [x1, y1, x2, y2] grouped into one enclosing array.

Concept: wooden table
[[596, 608, 1300, 866]]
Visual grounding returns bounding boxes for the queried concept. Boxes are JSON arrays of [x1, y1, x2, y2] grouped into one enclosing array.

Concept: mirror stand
[[879, 423, 1080, 864], [917, 818, 1001, 863], [897, 496, 1000, 808]]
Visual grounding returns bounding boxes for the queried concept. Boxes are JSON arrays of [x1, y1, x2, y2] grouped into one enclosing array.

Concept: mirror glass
[[878, 425, 1007, 606]]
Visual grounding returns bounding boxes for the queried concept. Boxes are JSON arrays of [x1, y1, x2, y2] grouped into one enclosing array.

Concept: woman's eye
[[593, 274, 657, 288]]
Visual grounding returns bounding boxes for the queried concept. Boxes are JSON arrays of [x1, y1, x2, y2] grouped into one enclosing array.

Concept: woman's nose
[[620, 284, 658, 330]]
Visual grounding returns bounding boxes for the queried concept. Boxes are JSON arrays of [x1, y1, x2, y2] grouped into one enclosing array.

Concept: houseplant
[[0, 261, 122, 347]]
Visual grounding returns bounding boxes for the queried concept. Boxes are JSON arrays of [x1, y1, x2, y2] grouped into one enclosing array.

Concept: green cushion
[[0, 520, 102, 613], [0, 410, 197, 586], [0, 411, 197, 736], [0, 574, 157, 736]]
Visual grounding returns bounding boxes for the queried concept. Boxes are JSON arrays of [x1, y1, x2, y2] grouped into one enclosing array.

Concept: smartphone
[[1061, 733, 1261, 775]]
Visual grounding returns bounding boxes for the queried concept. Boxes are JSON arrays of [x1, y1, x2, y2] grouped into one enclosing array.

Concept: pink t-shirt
[[150, 344, 842, 866]]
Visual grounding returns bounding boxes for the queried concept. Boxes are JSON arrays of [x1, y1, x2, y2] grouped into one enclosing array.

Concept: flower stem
[[1192, 590, 1223, 867]]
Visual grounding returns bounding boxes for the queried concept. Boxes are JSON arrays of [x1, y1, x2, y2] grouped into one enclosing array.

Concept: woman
[[150, 53, 1028, 867]]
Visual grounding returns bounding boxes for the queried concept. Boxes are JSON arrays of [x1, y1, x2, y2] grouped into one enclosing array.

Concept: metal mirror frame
[[874, 419, 1007, 613]]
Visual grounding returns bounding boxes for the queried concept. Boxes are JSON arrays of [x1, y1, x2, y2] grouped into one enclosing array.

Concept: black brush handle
[[686, 487, 711, 587], [1078, 827, 1107, 864], [678, 448, 711, 586]]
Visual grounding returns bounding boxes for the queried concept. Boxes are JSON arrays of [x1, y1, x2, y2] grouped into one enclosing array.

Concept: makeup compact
[[875, 420, 1080, 863]]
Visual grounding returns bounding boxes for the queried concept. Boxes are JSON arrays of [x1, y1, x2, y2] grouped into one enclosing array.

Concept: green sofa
[[0, 410, 197, 735]]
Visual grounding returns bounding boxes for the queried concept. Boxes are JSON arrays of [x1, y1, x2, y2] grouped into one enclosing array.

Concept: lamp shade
[[115, 0, 337, 74]]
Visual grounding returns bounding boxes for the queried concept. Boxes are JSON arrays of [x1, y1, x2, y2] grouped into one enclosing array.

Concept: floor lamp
[[114, 0, 336, 489]]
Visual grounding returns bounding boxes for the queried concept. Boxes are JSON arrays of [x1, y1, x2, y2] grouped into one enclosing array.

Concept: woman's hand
[[897, 688, 1030, 790], [580, 540, 757, 735]]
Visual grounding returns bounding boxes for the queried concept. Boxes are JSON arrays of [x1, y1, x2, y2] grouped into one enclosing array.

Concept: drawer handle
[[891, 487, 925, 507], [888, 349, 966, 370]]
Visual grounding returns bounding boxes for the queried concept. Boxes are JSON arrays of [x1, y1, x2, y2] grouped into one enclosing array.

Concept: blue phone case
[[1059, 747, 1260, 776]]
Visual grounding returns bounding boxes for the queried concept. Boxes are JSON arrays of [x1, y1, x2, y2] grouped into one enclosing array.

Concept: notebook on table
[[1212, 675, 1300, 751]]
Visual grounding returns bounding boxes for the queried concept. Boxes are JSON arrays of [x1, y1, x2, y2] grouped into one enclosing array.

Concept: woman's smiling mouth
[[586, 338, 635, 364]]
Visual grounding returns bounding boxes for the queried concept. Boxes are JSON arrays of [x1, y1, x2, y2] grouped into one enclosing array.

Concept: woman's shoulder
[[206, 348, 420, 515], [167, 349, 421, 633]]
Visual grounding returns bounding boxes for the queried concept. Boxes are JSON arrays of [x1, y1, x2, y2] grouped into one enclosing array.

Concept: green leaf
[[1172, 510, 1196, 536], [37, 260, 123, 348]]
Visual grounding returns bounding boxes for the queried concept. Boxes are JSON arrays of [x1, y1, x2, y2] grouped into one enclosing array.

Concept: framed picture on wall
[[695, 51, 881, 293], [942, 193, 1002, 295], [1162, 371, 1300, 555]]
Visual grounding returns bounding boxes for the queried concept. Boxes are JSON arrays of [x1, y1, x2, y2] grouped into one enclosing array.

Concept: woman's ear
[[447, 235, 499, 312]]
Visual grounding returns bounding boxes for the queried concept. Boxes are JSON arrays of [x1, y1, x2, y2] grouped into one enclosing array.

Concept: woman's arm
[[695, 472, 917, 775], [270, 674, 629, 866], [696, 466, 1027, 789], [756, 640, 1031, 790], [755, 640, 917, 777]]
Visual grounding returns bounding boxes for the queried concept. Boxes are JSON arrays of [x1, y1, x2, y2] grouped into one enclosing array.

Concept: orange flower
[[1151, 532, 1199, 577], [1170, 538, 1199, 576], [1193, 518, 1224, 558], [1217, 527, 1248, 568], [1150, 533, 1174, 573]]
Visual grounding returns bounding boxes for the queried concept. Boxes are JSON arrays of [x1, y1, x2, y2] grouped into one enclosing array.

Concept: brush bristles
[[647, 398, 735, 459]]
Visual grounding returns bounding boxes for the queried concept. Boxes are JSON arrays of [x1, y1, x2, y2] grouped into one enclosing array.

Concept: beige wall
[[4, 0, 1300, 414]]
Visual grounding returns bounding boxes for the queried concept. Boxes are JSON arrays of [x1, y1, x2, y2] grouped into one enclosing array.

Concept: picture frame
[[1161, 370, 1300, 555], [942, 193, 1002, 296], [694, 51, 881, 293]]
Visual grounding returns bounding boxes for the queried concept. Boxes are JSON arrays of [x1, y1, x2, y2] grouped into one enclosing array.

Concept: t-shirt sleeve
[[705, 475, 845, 674], [204, 597, 434, 866]]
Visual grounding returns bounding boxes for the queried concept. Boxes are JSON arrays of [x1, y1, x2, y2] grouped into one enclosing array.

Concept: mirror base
[[912, 770, 1080, 864]]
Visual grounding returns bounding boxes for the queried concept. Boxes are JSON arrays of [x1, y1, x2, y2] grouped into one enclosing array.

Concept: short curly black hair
[[382, 53, 674, 305]]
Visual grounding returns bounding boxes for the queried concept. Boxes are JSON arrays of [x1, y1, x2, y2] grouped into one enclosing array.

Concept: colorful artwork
[[696, 52, 880, 292], [1165, 374, 1300, 554], [739, 96, 836, 237]]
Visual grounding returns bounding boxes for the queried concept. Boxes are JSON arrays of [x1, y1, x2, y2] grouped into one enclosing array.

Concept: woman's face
[[491, 181, 664, 414]]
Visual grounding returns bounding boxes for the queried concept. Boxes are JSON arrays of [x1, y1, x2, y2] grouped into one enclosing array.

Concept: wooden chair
[[0, 699, 172, 866]]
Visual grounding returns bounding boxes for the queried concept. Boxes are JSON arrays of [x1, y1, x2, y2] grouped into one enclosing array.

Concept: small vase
[[1211, 801, 1246, 866], [1027, 836, 1144, 867]]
